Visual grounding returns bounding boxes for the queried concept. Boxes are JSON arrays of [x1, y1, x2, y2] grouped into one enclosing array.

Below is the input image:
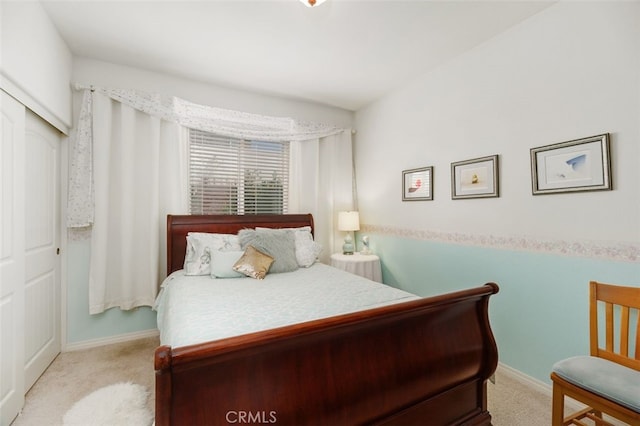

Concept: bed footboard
[[155, 283, 499, 426]]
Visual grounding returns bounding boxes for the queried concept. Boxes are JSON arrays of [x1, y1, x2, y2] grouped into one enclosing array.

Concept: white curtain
[[67, 86, 351, 313], [289, 131, 355, 263], [88, 92, 188, 314]]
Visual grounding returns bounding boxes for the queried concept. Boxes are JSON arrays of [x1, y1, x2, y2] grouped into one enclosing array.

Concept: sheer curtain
[[68, 86, 352, 314], [289, 131, 355, 263]]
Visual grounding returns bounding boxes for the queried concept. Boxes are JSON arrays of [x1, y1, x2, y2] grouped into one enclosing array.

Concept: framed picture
[[451, 155, 499, 199], [530, 133, 611, 195], [402, 166, 433, 201]]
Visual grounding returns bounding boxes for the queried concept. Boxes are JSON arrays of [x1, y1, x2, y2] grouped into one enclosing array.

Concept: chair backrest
[[590, 280, 640, 371]]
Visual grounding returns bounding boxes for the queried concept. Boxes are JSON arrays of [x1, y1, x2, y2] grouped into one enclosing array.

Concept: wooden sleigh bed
[[154, 214, 500, 426]]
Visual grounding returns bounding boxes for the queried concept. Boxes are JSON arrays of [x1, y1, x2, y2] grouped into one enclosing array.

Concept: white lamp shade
[[338, 211, 360, 231]]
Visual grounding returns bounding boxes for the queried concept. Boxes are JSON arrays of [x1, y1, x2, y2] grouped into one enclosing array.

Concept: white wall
[[354, 1, 639, 245], [0, 1, 73, 132], [73, 57, 353, 129]]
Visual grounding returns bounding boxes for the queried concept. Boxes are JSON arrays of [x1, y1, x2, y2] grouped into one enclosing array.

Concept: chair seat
[[552, 355, 640, 413]]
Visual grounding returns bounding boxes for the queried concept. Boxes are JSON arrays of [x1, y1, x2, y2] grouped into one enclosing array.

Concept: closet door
[[23, 109, 61, 391], [0, 90, 26, 426], [0, 91, 62, 425]]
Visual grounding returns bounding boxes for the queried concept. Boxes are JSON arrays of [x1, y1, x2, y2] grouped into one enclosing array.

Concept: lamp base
[[342, 233, 355, 255]]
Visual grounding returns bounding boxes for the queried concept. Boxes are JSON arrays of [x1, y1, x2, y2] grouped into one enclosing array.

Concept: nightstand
[[330, 252, 382, 283]]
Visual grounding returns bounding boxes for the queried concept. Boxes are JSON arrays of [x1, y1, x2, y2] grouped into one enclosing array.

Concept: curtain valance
[[74, 84, 344, 141]]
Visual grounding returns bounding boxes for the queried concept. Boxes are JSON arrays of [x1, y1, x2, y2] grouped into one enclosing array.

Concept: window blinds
[[189, 129, 289, 215]]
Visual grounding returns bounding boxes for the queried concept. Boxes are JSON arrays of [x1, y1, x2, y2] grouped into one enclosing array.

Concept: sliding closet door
[[0, 90, 26, 426], [0, 91, 62, 425], [23, 109, 61, 392]]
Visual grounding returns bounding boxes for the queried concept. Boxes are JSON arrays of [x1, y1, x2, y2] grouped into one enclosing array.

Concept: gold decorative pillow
[[232, 245, 274, 280]]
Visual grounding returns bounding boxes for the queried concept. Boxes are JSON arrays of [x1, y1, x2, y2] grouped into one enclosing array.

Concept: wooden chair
[[551, 280, 640, 426]]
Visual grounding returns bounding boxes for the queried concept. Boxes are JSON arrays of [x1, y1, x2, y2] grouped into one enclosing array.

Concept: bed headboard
[[166, 214, 314, 275]]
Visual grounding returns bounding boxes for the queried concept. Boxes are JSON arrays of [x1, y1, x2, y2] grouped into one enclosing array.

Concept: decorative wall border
[[71, 225, 639, 263], [361, 224, 640, 263]]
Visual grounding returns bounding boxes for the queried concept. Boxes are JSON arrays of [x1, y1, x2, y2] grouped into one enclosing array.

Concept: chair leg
[[552, 382, 566, 426]]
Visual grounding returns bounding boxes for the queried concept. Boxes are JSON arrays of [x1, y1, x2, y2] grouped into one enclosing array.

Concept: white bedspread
[[154, 263, 419, 348]]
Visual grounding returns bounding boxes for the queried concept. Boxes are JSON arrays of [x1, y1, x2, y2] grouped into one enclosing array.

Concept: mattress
[[154, 262, 419, 348]]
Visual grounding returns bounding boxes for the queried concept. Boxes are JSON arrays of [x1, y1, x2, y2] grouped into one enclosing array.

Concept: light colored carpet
[[12, 336, 557, 425], [488, 369, 552, 425], [12, 337, 157, 426]]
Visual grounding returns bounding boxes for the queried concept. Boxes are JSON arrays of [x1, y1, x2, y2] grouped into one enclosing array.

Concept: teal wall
[[67, 239, 157, 344], [360, 233, 640, 384]]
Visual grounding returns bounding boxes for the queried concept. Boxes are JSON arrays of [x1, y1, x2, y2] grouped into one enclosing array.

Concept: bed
[[154, 214, 499, 426]]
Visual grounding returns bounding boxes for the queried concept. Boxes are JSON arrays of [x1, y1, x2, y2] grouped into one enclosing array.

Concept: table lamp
[[338, 211, 360, 255]]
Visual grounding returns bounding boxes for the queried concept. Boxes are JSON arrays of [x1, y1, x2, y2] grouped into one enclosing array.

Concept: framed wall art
[[530, 133, 611, 195], [402, 166, 433, 201], [451, 155, 499, 199]]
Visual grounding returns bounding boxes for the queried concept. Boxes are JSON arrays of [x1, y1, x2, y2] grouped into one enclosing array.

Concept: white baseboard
[[496, 362, 551, 395], [63, 329, 159, 352], [496, 362, 587, 412]]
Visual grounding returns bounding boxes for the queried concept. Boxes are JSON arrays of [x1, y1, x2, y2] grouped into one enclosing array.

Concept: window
[[189, 129, 289, 215]]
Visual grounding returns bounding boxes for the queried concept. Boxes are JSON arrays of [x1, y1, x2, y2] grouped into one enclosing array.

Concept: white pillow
[[210, 250, 245, 279], [256, 226, 322, 267], [293, 231, 323, 267], [184, 233, 241, 276]]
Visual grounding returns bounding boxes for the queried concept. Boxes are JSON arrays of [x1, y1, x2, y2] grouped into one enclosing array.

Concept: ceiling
[[41, 0, 554, 111]]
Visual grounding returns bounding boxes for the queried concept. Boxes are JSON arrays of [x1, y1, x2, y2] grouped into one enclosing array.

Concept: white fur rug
[[63, 382, 153, 426]]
